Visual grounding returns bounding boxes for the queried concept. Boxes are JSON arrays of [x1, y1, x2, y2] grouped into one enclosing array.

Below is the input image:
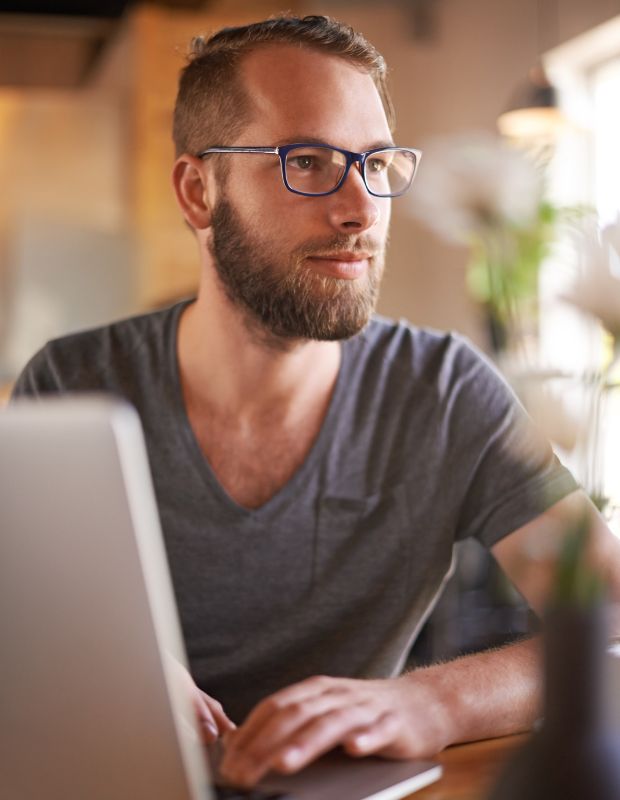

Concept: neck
[[177, 274, 342, 421]]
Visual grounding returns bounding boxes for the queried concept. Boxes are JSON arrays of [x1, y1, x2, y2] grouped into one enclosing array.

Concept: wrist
[[397, 666, 462, 751]]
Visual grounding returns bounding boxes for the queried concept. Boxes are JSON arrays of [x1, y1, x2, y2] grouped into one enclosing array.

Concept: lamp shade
[[498, 65, 565, 139]]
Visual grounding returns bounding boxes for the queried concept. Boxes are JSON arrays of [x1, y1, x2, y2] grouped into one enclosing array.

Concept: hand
[[189, 681, 237, 745], [219, 674, 452, 787], [168, 657, 236, 744]]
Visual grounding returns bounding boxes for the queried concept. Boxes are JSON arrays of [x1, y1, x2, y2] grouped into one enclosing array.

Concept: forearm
[[403, 636, 542, 748], [220, 638, 543, 786]]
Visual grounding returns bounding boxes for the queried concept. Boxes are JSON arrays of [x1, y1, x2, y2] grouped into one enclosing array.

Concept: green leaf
[[553, 513, 605, 608]]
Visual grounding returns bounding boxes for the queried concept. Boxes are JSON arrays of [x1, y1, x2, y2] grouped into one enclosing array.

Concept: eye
[[366, 156, 390, 174], [288, 154, 317, 170]]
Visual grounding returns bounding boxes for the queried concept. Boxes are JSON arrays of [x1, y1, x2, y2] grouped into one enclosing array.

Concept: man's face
[[206, 44, 393, 344]]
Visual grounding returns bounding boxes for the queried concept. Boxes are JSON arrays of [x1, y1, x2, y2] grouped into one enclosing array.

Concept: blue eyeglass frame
[[197, 143, 422, 198]]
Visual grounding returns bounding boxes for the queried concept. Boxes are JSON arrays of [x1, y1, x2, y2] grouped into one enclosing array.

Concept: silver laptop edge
[[1, 396, 442, 800], [0, 397, 211, 800]]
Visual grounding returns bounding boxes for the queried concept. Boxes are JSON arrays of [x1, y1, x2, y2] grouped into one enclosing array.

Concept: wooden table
[[409, 735, 527, 800]]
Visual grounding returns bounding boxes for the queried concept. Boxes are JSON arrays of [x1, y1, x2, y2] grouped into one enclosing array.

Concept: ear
[[171, 155, 214, 230]]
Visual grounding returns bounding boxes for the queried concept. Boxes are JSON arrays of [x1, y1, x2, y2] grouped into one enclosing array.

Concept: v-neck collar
[[167, 300, 352, 521]]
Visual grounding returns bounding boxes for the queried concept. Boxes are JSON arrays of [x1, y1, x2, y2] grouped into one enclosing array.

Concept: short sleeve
[[10, 347, 63, 401], [450, 338, 579, 547]]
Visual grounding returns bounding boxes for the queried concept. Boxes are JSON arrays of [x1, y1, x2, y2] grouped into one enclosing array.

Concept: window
[[543, 15, 620, 531]]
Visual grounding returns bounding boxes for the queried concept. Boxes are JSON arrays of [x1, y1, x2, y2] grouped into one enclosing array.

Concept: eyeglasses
[[197, 143, 422, 198]]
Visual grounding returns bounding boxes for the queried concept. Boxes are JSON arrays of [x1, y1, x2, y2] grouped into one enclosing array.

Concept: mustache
[[295, 235, 382, 260]]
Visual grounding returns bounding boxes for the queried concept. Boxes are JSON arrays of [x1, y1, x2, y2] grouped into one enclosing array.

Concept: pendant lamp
[[497, 64, 565, 139], [497, 0, 566, 141]]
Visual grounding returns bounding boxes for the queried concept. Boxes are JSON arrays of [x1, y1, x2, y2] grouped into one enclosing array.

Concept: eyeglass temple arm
[[198, 146, 279, 158]]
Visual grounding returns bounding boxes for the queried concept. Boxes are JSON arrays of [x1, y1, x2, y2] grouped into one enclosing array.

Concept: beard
[[207, 193, 385, 346]]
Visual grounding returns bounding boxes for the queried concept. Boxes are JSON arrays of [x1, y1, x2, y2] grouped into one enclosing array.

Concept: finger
[[203, 693, 237, 734], [343, 711, 403, 757], [227, 676, 338, 754], [222, 690, 347, 772], [223, 702, 378, 787], [272, 703, 380, 771], [192, 701, 219, 745], [194, 696, 235, 744]]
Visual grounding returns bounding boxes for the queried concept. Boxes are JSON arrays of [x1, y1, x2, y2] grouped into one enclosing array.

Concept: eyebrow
[[272, 136, 396, 150]]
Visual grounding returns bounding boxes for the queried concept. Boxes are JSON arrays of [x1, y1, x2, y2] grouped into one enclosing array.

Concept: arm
[[492, 489, 620, 626], [219, 639, 541, 787], [219, 489, 620, 787]]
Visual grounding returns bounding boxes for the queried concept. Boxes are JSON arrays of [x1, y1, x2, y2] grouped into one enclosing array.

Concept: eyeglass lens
[[284, 147, 416, 196]]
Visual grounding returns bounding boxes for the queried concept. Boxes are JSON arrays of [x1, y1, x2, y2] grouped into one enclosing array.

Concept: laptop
[[0, 397, 442, 800]]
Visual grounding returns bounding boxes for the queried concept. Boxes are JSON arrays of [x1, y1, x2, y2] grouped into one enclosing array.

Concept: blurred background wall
[[1, 0, 619, 397]]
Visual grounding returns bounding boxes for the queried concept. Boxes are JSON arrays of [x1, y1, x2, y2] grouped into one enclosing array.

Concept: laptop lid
[[0, 397, 211, 800], [0, 396, 442, 800]]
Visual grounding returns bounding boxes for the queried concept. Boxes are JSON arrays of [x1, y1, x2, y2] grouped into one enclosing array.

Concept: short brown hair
[[172, 14, 395, 159]]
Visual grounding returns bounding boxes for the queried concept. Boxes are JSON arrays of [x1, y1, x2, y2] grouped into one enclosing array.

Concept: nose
[[326, 163, 382, 233]]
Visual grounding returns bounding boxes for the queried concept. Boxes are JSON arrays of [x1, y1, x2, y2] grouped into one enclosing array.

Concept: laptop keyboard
[[214, 786, 293, 800]]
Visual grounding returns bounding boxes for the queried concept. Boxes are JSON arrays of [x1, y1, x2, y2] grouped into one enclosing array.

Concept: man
[[12, 14, 620, 789]]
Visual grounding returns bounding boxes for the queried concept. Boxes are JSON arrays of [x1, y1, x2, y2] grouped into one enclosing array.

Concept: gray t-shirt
[[12, 299, 577, 722]]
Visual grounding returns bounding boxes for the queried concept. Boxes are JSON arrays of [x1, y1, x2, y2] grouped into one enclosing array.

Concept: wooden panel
[[0, 15, 115, 88], [127, 3, 297, 308]]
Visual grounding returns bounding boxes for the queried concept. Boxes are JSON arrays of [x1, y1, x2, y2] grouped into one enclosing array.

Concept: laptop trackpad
[[210, 743, 442, 800]]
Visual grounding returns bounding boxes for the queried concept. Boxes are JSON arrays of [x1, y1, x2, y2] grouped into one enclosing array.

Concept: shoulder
[[349, 315, 501, 395], [11, 300, 190, 399]]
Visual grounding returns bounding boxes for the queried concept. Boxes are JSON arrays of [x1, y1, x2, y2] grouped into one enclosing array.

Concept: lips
[[306, 251, 373, 280], [312, 251, 373, 262]]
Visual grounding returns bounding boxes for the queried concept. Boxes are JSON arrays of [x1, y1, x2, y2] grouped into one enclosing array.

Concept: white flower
[[408, 132, 543, 244], [561, 216, 620, 341]]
